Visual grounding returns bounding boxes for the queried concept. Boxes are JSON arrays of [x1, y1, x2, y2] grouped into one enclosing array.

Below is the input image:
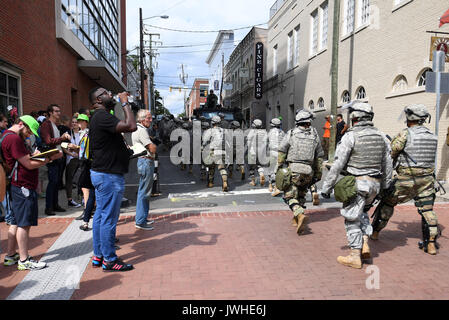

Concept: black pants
[[65, 158, 80, 200]]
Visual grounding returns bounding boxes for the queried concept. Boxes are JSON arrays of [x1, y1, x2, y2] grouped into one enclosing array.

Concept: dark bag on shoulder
[[73, 159, 93, 189]]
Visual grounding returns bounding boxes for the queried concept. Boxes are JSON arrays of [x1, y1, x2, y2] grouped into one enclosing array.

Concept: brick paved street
[[2, 203, 449, 300]]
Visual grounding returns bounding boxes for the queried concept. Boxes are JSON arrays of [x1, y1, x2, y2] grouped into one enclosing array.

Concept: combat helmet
[[349, 102, 374, 121], [182, 122, 190, 130], [211, 115, 221, 125], [295, 110, 314, 125], [230, 121, 240, 129], [270, 118, 282, 127], [404, 104, 430, 123], [252, 119, 263, 128]]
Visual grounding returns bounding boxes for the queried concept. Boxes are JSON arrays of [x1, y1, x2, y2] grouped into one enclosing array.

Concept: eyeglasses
[[95, 90, 111, 101]]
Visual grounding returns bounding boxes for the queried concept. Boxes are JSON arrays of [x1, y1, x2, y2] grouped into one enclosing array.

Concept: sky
[[126, 0, 273, 115]]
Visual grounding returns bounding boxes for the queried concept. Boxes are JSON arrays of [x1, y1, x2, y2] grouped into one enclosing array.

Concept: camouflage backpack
[[275, 167, 292, 192], [334, 175, 357, 204]]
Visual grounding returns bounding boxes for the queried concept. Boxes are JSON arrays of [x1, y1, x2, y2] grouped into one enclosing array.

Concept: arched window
[[341, 90, 351, 103], [356, 86, 367, 99], [392, 75, 408, 92], [309, 100, 315, 110], [318, 97, 325, 109], [418, 68, 433, 87]]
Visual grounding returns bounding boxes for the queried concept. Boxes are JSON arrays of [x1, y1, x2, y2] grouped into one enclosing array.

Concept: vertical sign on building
[[255, 42, 264, 100]]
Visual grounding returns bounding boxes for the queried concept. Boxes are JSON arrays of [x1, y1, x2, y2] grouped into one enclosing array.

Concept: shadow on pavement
[[71, 274, 123, 300]]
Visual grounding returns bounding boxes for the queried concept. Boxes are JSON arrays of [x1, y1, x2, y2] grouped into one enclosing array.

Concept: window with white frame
[[273, 45, 278, 76], [344, 0, 355, 35], [287, 31, 294, 70], [341, 90, 351, 103], [309, 100, 315, 110], [318, 97, 325, 109], [358, 0, 370, 27], [0, 70, 20, 116], [310, 10, 319, 55], [356, 86, 367, 99], [418, 68, 432, 86], [320, 1, 329, 50], [392, 75, 408, 92], [294, 25, 300, 66]]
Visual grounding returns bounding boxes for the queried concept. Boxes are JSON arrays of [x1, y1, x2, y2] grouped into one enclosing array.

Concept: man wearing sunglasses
[[87, 87, 137, 272]]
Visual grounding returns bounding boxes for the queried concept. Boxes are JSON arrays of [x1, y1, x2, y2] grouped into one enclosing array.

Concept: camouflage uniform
[[200, 122, 210, 180], [322, 103, 393, 269], [247, 119, 269, 186], [202, 116, 228, 191], [267, 118, 286, 189], [371, 104, 439, 254], [278, 110, 323, 234], [227, 121, 245, 180]]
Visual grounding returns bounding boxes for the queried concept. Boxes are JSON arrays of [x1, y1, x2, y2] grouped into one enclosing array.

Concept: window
[[309, 100, 315, 110], [418, 68, 432, 86], [341, 90, 351, 103], [0, 70, 20, 116], [199, 85, 208, 97], [310, 10, 319, 55], [294, 25, 300, 66], [318, 97, 325, 109], [356, 86, 367, 99], [392, 75, 408, 92], [273, 45, 278, 76], [344, 0, 355, 35], [287, 31, 293, 70], [320, 1, 329, 50], [359, 0, 370, 26]]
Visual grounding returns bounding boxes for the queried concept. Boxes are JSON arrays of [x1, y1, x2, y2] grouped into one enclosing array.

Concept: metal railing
[[270, 0, 286, 19]]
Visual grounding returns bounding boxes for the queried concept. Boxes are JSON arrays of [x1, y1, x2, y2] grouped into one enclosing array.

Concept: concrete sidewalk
[[2, 201, 449, 300]]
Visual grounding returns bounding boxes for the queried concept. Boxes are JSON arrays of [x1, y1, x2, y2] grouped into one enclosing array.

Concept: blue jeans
[[2, 191, 15, 225], [136, 158, 155, 225], [90, 171, 125, 262], [46, 159, 63, 210]]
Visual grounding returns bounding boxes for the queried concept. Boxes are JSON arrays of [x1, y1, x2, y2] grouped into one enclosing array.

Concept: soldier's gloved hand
[[321, 192, 331, 199]]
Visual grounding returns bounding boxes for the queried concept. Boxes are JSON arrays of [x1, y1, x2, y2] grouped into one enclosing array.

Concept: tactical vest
[[347, 126, 385, 172], [398, 126, 437, 169], [268, 128, 285, 152], [286, 127, 319, 165], [209, 127, 224, 151], [248, 129, 268, 156]]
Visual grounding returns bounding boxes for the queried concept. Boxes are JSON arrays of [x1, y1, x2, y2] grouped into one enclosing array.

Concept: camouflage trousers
[[342, 178, 380, 250], [248, 164, 265, 179], [373, 174, 438, 240], [283, 172, 313, 216], [267, 151, 279, 184], [205, 153, 227, 184]]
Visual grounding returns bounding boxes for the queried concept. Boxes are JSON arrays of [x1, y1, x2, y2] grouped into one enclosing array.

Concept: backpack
[[0, 132, 19, 201], [275, 167, 292, 192], [334, 175, 357, 205]]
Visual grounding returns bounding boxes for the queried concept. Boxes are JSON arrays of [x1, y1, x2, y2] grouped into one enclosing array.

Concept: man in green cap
[[1, 115, 63, 270]]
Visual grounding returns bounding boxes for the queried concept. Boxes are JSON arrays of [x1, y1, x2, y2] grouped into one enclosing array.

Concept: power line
[[144, 22, 267, 33], [157, 46, 236, 54]]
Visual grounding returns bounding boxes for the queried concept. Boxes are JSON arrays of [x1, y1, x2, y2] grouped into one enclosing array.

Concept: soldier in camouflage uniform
[[278, 110, 324, 235], [371, 104, 440, 255], [202, 115, 229, 192], [247, 119, 269, 187], [267, 118, 285, 196], [200, 121, 210, 181], [227, 121, 245, 180], [321, 103, 393, 269]]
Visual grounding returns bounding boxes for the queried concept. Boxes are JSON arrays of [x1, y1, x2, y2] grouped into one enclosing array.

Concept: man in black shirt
[[206, 90, 218, 109], [88, 87, 137, 272], [336, 113, 348, 144]]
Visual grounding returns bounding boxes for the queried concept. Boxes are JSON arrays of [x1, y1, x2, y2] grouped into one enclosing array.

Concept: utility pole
[[220, 52, 224, 106], [149, 34, 154, 114], [179, 64, 188, 117], [139, 8, 146, 109], [329, 0, 341, 162]]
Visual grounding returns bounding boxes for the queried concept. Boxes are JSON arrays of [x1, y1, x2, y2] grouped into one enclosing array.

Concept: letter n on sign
[[255, 42, 264, 100]]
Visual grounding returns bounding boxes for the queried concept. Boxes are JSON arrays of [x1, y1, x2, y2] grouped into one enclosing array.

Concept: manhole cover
[[186, 202, 218, 208]]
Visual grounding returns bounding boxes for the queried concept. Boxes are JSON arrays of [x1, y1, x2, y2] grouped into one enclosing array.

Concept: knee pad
[[371, 202, 394, 232]]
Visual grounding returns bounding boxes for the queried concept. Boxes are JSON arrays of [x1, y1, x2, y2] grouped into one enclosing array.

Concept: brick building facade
[[187, 78, 209, 118], [0, 0, 127, 118]]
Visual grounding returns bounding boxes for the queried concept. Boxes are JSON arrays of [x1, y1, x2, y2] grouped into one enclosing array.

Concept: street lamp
[[143, 15, 169, 21], [139, 11, 169, 111]]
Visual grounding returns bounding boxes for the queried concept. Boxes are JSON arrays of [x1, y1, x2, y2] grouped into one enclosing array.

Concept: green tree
[[154, 90, 172, 116]]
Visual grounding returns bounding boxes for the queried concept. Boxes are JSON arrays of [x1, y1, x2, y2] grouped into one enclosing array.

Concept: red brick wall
[[0, 0, 127, 117]]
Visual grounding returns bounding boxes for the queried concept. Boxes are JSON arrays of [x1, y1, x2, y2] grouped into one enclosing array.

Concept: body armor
[[268, 128, 285, 152], [285, 127, 319, 165], [398, 126, 437, 169], [346, 125, 385, 175]]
